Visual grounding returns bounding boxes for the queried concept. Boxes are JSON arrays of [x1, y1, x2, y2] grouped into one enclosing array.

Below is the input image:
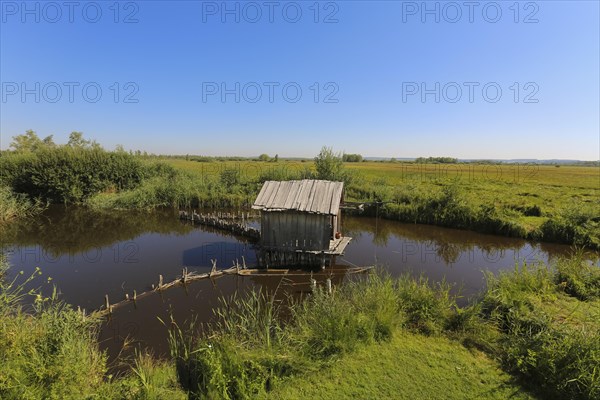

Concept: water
[[2, 206, 594, 361]]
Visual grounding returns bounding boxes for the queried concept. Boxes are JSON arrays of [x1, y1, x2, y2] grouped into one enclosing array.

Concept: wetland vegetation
[[1, 131, 599, 399]]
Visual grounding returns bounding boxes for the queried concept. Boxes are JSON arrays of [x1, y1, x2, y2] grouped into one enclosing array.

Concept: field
[[165, 159, 600, 224], [157, 158, 600, 248]]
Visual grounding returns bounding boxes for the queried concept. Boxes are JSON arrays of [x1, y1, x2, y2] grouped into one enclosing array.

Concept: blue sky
[[1, 1, 599, 159]]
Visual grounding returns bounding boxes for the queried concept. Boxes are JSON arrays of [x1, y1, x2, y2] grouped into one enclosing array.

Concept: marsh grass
[[0, 186, 45, 225], [0, 263, 107, 399], [166, 258, 599, 400], [555, 250, 600, 300], [168, 272, 464, 399]]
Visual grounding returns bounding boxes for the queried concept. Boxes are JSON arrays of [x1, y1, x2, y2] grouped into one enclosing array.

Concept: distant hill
[[363, 157, 599, 165]]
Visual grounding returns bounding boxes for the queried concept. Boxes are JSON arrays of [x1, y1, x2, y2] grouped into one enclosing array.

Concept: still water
[[3, 206, 592, 361]]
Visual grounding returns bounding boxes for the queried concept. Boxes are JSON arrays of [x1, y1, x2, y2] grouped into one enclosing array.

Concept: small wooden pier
[[179, 210, 260, 240]]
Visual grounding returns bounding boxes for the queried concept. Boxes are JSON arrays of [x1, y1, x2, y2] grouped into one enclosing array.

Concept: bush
[[0, 147, 146, 203], [314, 146, 353, 183]]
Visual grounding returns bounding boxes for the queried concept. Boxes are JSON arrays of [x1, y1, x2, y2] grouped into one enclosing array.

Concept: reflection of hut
[[252, 180, 351, 267]]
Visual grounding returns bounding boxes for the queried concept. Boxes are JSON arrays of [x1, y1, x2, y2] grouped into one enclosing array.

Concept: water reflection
[[1, 206, 193, 257], [3, 207, 597, 362]]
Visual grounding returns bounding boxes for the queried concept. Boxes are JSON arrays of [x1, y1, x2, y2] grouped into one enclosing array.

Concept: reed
[[0, 186, 44, 225]]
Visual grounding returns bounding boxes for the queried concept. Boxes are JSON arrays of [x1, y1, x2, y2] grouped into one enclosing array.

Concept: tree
[[10, 130, 42, 152], [42, 135, 56, 147], [314, 146, 348, 182], [342, 153, 363, 162], [258, 154, 270, 162], [67, 131, 91, 148]]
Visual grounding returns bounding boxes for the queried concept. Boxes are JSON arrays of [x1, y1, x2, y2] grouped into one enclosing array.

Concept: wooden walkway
[[179, 210, 260, 240]]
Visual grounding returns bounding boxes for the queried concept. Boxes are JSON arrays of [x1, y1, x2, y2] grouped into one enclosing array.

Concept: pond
[[2, 206, 594, 362]]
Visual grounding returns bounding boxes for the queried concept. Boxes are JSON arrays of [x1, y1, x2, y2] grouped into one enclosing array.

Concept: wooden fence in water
[[179, 210, 260, 240], [97, 258, 246, 317], [94, 259, 373, 317]]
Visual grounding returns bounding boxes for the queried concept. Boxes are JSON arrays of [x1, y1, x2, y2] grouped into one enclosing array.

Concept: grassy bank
[[263, 333, 533, 400], [167, 253, 599, 400], [1, 254, 598, 399]]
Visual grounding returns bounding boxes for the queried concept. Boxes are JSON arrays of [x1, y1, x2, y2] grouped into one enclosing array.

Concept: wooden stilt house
[[252, 180, 352, 267]]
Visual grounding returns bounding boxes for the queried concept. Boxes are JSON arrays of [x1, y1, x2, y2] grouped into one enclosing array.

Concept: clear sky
[[1, 0, 599, 159]]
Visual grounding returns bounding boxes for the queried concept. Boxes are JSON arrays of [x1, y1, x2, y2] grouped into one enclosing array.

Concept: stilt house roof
[[252, 180, 344, 216]]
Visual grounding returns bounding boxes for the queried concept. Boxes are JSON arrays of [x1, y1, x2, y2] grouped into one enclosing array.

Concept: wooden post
[[326, 278, 332, 294], [105, 294, 112, 314]]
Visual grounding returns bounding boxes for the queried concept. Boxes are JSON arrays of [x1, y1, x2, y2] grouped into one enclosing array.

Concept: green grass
[[479, 256, 600, 399], [264, 333, 534, 400]]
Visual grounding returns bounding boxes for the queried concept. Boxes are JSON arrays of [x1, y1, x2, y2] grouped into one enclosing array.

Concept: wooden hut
[[252, 180, 352, 267]]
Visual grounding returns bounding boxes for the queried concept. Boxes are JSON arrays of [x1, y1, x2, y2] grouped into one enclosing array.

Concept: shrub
[[0, 147, 146, 203]]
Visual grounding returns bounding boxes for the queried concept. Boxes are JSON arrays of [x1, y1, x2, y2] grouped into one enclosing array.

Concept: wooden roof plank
[[252, 179, 343, 215]]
